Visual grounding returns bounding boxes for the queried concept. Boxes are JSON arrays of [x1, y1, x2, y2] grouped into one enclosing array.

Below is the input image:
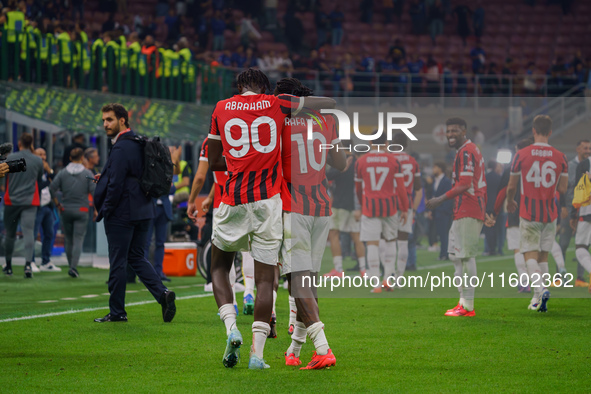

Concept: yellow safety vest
[[118, 36, 128, 68], [38, 33, 50, 60], [57, 32, 71, 63], [92, 39, 105, 68], [174, 161, 191, 195], [50, 35, 59, 66], [128, 41, 141, 70], [20, 26, 37, 60], [179, 48, 195, 82], [74, 40, 91, 71], [80, 31, 88, 44], [6, 11, 25, 43], [163, 49, 174, 78], [105, 40, 120, 68], [170, 50, 180, 77], [157, 48, 166, 77]]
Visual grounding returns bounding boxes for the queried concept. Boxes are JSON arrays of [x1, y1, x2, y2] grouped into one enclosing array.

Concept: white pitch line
[[417, 247, 576, 271], [81, 294, 99, 298], [37, 300, 58, 303], [0, 293, 214, 323]]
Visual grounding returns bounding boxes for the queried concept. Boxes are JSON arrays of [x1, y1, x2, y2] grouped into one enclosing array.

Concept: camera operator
[[2, 133, 44, 278]]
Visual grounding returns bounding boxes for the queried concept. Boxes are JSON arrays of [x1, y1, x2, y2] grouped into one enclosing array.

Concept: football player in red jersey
[[207, 69, 335, 369], [389, 132, 423, 281], [506, 115, 568, 312], [355, 133, 409, 293], [275, 78, 349, 370], [426, 117, 486, 317]]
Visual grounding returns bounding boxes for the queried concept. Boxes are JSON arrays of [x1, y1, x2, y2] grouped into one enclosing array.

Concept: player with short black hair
[[426, 117, 486, 317]]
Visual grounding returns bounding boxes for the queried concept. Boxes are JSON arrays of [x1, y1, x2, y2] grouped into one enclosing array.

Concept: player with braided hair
[[208, 69, 335, 369]]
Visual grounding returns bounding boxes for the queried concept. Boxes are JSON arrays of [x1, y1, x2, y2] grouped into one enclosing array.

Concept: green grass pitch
[[1, 243, 590, 392]]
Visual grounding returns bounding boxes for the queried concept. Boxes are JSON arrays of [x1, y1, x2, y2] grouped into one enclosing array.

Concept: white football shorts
[[212, 194, 282, 265], [506, 226, 521, 251], [448, 217, 484, 259], [330, 208, 360, 233], [280, 212, 330, 275], [519, 218, 556, 253], [360, 214, 399, 242]]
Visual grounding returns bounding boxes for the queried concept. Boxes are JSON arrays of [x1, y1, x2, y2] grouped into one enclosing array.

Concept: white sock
[[451, 257, 464, 299], [286, 321, 306, 357], [358, 256, 366, 271], [219, 304, 237, 336], [539, 262, 549, 276], [514, 252, 528, 287], [242, 252, 255, 297], [367, 244, 380, 281], [288, 296, 297, 325], [396, 240, 409, 278], [379, 239, 387, 269], [382, 240, 396, 280], [272, 290, 277, 316], [332, 256, 343, 272], [251, 321, 270, 359], [232, 285, 237, 306], [307, 321, 329, 356], [462, 258, 476, 311], [575, 248, 591, 273], [526, 258, 543, 297], [229, 262, 237, 306], [551, 241, 565, 272]]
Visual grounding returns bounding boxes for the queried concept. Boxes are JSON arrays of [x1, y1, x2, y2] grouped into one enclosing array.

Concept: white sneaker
[[527, 295, 541, 311], [204, 282, 213, 292], [30, 262, 41, 273], [39, 263, 62, 272]]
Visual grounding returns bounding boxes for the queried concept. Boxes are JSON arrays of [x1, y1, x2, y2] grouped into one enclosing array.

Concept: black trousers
[[104, 217, 167, 316]]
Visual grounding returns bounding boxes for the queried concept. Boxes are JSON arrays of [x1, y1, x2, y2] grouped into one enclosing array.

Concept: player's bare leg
[[249, 260, 275, 369], [212, 245, 242, 368], [351, 231, 366, 275], [326, 229, 344, 276]]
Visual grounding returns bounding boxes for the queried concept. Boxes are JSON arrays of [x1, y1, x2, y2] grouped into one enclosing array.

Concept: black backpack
[[129, 135, 174, 198]]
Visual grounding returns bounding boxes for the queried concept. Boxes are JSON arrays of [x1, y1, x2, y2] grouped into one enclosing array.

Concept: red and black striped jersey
[[355, 151, 405, 218], [510, 142, 568, 223], [199, 138, 228, 210], [281, 114, 339, 216], [392, 151, 421, 208], [450, 139, 487, 221], [208, 92, 303, 206]]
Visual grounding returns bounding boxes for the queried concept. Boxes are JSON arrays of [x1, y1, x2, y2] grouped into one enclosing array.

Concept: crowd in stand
[[0, 0, 588, 99]]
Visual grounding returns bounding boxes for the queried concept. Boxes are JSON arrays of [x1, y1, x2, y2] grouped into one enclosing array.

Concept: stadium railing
[[0, 28, 198, 103], [198, 66, 586, 107]]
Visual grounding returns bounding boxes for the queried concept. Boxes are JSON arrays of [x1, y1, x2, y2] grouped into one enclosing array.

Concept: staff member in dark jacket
[[430, 162, 453, 260], [93, 103, 176, 323]]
